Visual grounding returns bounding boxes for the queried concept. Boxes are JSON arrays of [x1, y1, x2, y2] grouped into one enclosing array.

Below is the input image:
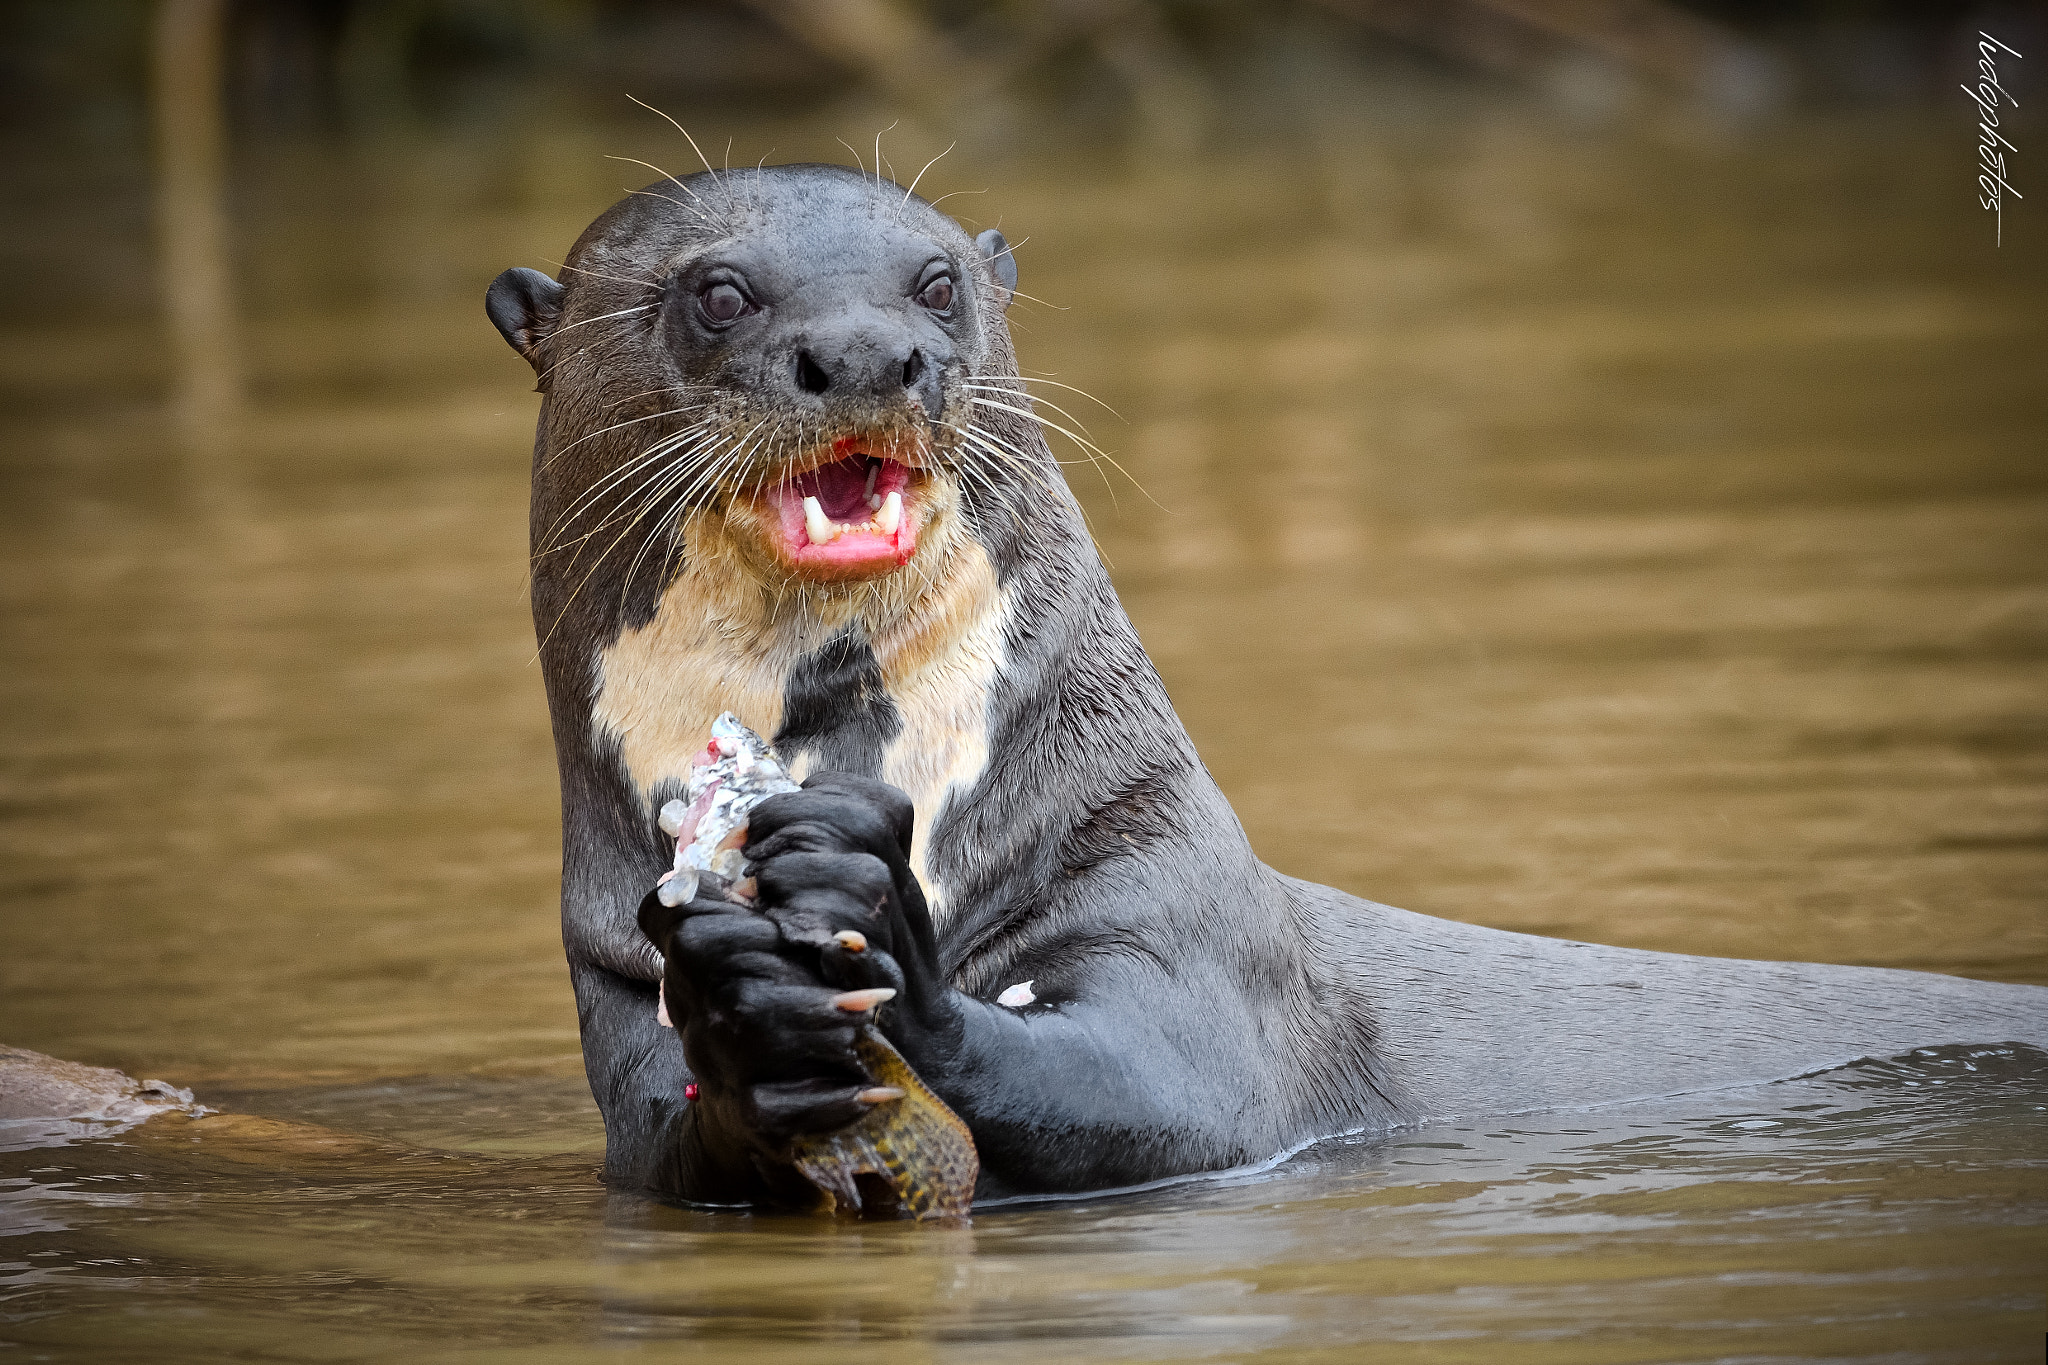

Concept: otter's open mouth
[[762, 448, 921, 578]]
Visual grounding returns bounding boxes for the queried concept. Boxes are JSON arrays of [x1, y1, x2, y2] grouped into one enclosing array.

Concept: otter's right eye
[[699, 282, 750, 325]]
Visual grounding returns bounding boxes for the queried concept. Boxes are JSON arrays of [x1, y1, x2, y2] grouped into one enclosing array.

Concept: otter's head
[[488, 164, 1023, 604]]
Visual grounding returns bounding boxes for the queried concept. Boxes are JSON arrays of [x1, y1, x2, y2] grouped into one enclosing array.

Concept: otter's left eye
[[699, 282, 750, 325], [916, 276, 953, 313]]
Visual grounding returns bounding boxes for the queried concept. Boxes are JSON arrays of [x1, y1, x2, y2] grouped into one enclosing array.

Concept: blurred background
[[0, 0, 2043, 1087]]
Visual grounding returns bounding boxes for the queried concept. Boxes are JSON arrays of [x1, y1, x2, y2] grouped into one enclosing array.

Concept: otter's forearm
[[902, 992, 1292, 1197]]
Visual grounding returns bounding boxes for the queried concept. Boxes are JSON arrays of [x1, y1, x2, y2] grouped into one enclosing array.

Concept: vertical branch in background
[[153, 0, 243, 443], [152, 0, 261, 835]]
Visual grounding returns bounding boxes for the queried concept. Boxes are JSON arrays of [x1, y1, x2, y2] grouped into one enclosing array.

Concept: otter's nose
[[793, 331, 946, 415]]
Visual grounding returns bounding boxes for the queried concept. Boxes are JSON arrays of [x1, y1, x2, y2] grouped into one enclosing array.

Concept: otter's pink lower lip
[[766, 455, 919, 573]]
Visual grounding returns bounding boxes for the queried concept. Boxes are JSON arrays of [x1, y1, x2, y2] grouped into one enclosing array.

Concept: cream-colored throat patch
[[871, 539, 1010, 915], [589, 523, 1010, 917]]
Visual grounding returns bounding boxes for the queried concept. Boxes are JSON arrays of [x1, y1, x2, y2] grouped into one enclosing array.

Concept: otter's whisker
[[958, 445, 1028, 513], [655, 429, 745, 589], [966, 395, 1111, 461], [969, 428, 1069, 519], [873, 121, 899, 189], [963, 387, 1123, 463], [538, 381, 703, 457], [605, 145, 731, 231], [968, 395, 1161, 512], [940, 420, 1021, 498], [538, 419, 722, 552], [547, 302, 657, 341], [539, 401, 711, 472], [622, 188, 721, 228], [539, 448, 686, 555], [539, 456, 701, 564], [953, 418, 1055, 492], [551, 258, 663, 291], [537, 477, 676, 652], [559, 416, 751, 633], [538, 426, 728, 563], [650, 424, 767, 563], [624, 93, 731, 207], [617, 457, 727, 615], [901, 142, 955, 206], [673, 415, 771, 509], [531, 317, 683, 391], [1007, 372, 1123, 418], [962, 382, 1118, 432], [941, 423, 1041, 536], [695, 413, 789, 566], [959, 456, 1042, 532], [963, 413, 1112, 551], [591, 382, 709, 423], [613, 463, 704, 612], [650, 434, 746, 531]]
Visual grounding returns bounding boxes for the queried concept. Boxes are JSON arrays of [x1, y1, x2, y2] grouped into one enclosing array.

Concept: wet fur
[[497, 165, 2048, 1201]]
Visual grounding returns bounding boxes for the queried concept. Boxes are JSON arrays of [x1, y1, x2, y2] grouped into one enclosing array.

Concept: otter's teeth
[[802, 496, 839, 545], [864, 463, 879, 499], [877, 491, 902, 535], [868, 493, 883, 511]]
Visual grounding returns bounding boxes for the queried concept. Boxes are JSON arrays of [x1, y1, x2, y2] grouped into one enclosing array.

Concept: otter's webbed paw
[[742, 773, 960, 1056], [637, 887, 894, 1155]]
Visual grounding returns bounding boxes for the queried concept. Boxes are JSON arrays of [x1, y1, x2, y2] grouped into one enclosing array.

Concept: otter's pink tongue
[[790, 459, 872, 522]]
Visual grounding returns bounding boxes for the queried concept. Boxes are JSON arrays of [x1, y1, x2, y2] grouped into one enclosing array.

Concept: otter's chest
[[589, 544, 1011, 910]]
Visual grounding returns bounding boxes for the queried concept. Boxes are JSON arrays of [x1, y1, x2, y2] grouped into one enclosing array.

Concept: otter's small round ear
[[486, 267, 566, 369], [975, 229, 1017, 302]]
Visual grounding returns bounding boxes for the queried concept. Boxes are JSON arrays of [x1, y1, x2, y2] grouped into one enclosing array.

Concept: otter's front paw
[[637, 891, 899, 1150], [742, 775, 954, 1044]]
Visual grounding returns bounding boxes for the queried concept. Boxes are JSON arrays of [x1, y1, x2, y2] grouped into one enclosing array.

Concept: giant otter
[[484, 162, 2047, 1206]]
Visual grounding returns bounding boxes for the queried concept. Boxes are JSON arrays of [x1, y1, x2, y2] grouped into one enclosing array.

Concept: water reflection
[[4, 1047, 2042, 1359]]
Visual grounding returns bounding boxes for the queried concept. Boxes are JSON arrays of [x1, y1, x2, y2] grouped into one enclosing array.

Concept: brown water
[[2, 106, 2045, 1360]]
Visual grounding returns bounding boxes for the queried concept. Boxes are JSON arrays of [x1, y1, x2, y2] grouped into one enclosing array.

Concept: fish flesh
[[653, 713, 978, 1219], [655, 712, 801, 907]]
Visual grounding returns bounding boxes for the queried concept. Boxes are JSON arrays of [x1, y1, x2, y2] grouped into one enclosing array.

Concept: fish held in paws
[[652, 715, 977, 1219]]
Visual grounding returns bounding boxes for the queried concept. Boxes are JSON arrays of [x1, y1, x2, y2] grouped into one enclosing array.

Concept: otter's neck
[[587, 525, 1012, 906]]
